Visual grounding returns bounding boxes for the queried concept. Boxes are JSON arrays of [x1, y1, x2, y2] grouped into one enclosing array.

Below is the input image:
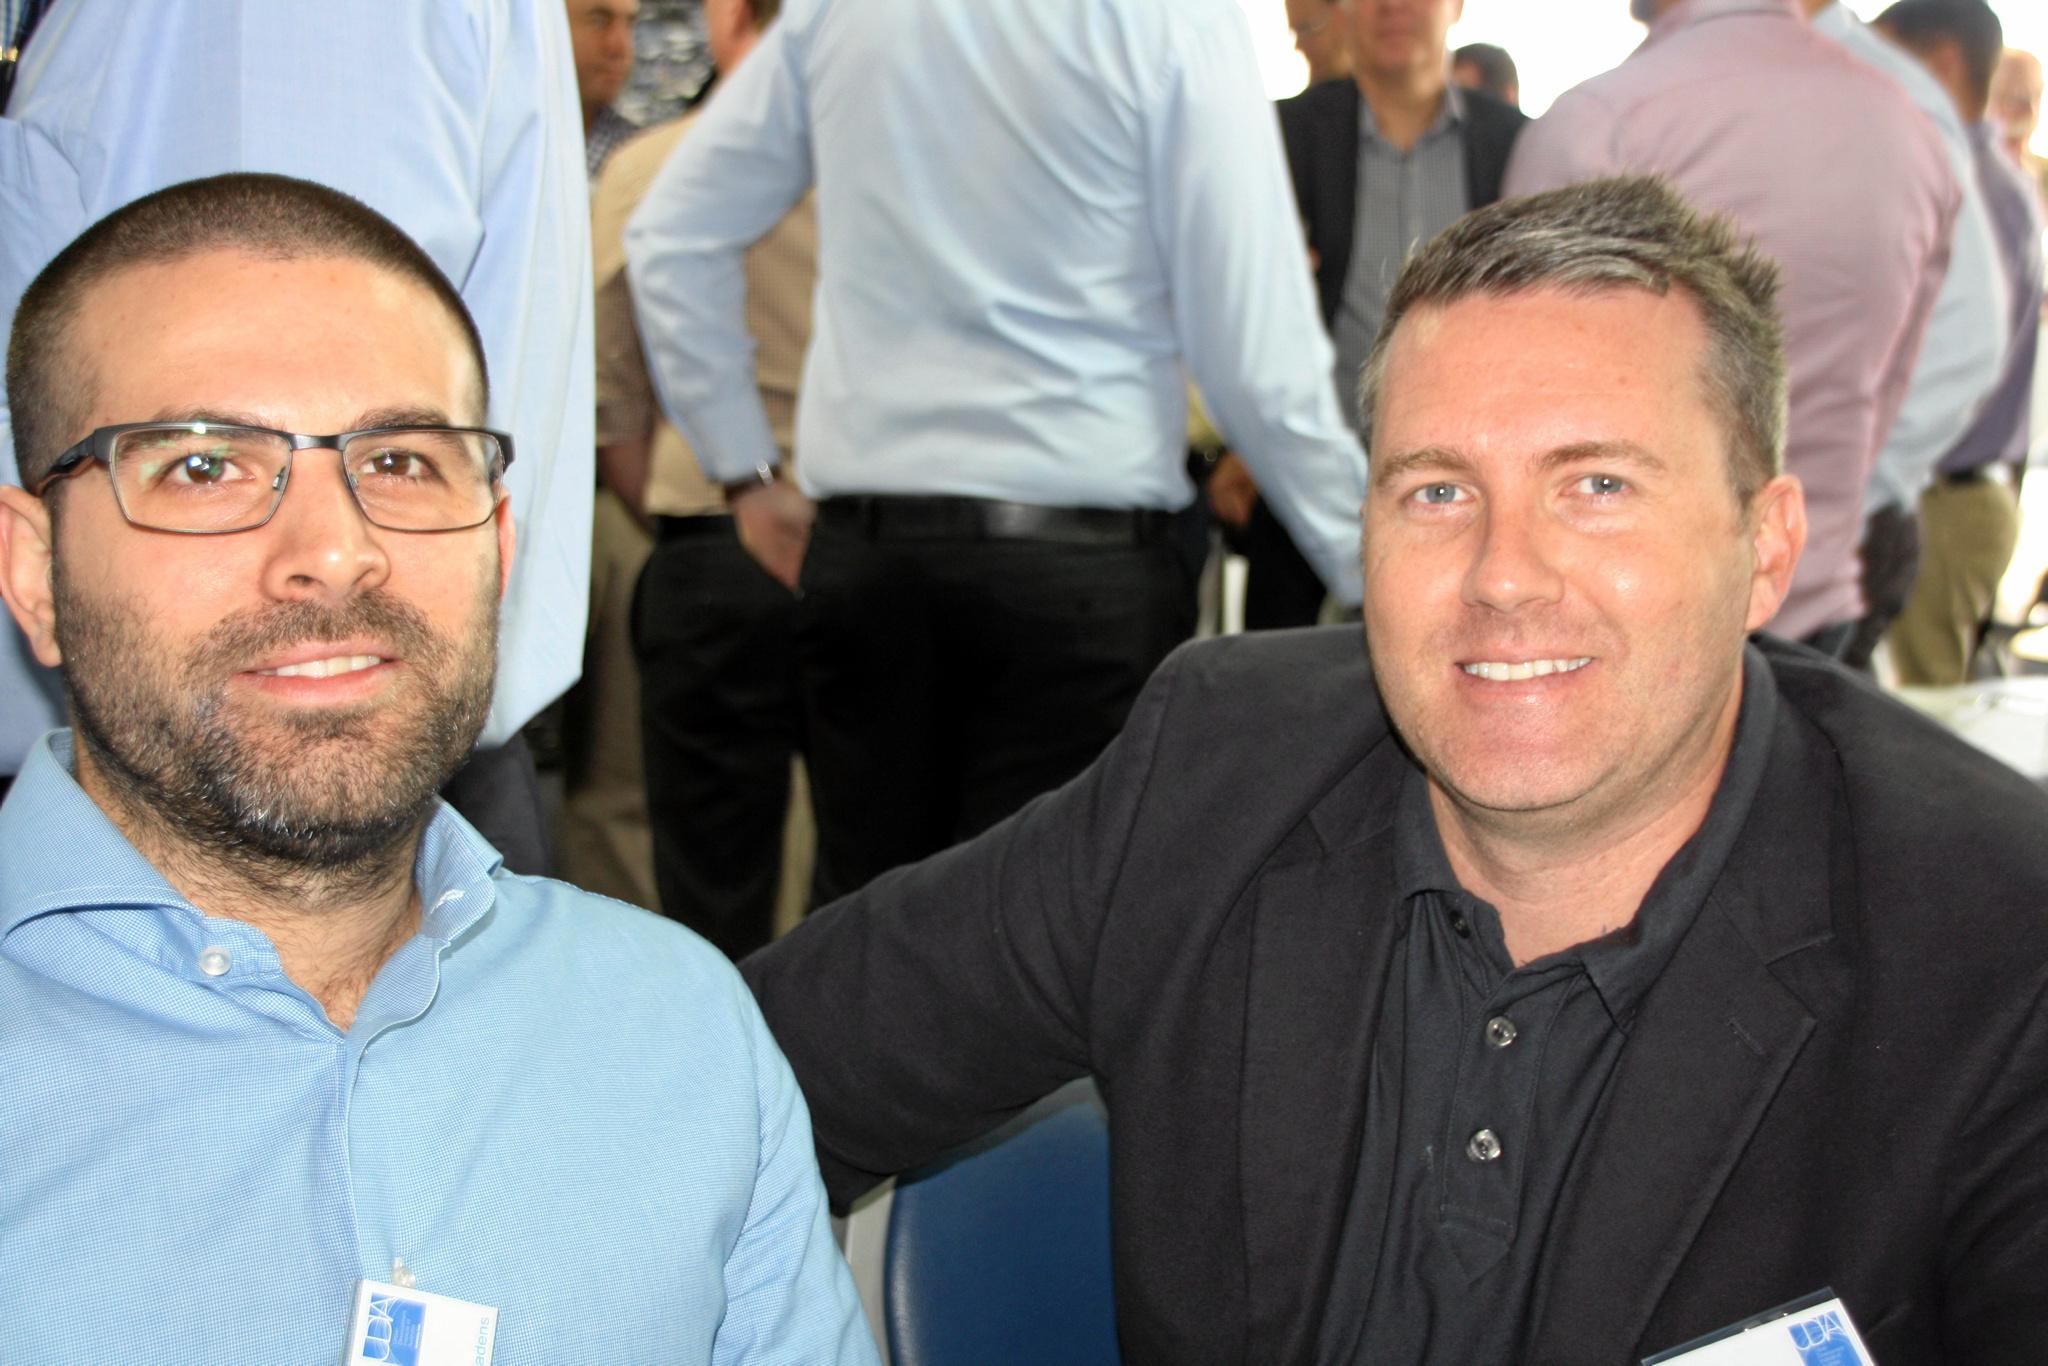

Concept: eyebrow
[[1535, 440, 1670, 476], [1370, 446, 1475, 489], [1370, 439, 1670, 489], [146, 405, 461, 433]]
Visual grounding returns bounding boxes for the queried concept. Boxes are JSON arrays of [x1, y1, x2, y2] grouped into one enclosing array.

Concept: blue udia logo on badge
[[362, 1293, 427, 1365], [1787, 1308, 1860, 1366]]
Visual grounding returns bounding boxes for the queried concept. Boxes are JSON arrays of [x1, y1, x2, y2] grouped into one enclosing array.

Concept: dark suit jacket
[[1277, 80, 1528, 326], [744, 630, 2048, 1364]]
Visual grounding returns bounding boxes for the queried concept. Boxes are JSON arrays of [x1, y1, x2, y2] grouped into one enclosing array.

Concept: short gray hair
[[1357, 175, 1786, 502]]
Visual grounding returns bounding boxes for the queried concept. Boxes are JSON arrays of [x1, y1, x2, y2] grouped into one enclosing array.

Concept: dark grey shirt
[[1330, 85, 1469, 435], [1324, 658, 1779, 1363]]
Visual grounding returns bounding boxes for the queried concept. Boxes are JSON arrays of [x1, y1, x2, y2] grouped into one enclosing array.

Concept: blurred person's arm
[[1867, 180, 1960, 502], [1866, 176, 2003, 510], [626, 22, 816, 587], [1149, 3, 1366, 605], [592, 129, 678, 525], [593, 268, 656, 521]]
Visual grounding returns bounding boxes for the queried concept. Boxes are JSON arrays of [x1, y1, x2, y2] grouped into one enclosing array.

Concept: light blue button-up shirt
[[0, 732, 876, 1365], [1811, 1, 2010, 513], [625, 0, 1368, 602], [0, 0, 597, 771]]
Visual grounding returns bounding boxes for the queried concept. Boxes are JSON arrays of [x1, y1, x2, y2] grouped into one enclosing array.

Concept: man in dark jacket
[[746, 177, 2048, 1363]]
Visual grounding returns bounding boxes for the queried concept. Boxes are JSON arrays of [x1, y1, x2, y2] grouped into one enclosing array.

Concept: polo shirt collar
[[1391, 643, 1781, 1026]]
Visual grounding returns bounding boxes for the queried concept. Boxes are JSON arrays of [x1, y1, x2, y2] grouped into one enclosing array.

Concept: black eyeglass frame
[[33, 421, 517, 535]]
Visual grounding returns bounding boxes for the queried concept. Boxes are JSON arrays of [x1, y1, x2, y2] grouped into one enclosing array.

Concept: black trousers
[[633, 520, 804, 959], [796, 508, 1195, 904], [440, 733, 552, 876], [1235, 500, 1326, 630], [1837, 501, 1922, 673]]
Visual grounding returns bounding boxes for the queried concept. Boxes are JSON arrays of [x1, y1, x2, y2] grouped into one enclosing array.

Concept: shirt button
[[1465, 1128, 1503, 1163], [1485, 1015, 1518, 1048], [197, 946, 233, 977], [1448, 910, 1471, 938]]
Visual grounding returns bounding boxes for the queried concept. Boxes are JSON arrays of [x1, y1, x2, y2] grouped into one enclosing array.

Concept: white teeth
[[259, 654, 383, 679], [1460, 657, 1592, 681]]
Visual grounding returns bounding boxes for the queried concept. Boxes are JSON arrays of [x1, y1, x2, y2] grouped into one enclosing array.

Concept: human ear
[[0, 486, 63, 667], [493, 492, 517, 599], [1742, 473, 1806, 633]]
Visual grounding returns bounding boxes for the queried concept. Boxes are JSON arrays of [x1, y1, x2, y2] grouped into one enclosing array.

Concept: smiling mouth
[[253, 654, 386, 680], [1460, 657, 1592, 682]]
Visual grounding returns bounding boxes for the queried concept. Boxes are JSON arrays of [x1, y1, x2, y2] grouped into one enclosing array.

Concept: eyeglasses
[[34, 421, 514, 534]]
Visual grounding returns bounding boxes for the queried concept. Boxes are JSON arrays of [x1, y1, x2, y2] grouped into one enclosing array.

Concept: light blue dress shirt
[[0, 0, 596, 771], [0, 732, 877, 1365], [624, 0, 1368, 602], [1811, 2, 2009, 513]]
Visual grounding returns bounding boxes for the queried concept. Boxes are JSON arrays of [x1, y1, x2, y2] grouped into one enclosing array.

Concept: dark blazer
[[1277, 80, 1528, 325], [744, 630, 2048, 1364]]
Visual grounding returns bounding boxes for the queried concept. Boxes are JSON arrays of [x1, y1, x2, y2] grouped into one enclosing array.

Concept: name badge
[[1643, 1289, 1875, 1365], [342, 1277, 499, 1366]]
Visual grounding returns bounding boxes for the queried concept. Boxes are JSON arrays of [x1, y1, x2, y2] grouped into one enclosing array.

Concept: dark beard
[[56, 575, 496, 895]]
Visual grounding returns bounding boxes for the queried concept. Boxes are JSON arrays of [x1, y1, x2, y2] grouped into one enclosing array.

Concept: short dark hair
[[7, 172, 487, 487], [1358, 175, 1786, 503], [1452, 43, 1519, 102], [748, 0, 781, 23], [1875, 0, 2004, 108]]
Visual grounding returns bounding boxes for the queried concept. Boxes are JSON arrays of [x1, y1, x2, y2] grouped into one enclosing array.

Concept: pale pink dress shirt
[[1505, 0, 1956, 639]]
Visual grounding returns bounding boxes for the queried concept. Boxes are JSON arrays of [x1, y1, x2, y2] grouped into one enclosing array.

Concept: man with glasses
[[0, 0, 593, 874], [0, 174, 873, 1365]]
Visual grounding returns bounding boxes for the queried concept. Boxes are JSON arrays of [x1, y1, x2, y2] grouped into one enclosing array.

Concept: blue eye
[[1576, 473, 1628, 498], [1413, 482, 1463, 505]]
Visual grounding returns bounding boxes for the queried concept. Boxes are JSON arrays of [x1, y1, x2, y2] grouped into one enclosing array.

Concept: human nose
[[257, 449, 391, 603], [1462, 503, 1564, 613]]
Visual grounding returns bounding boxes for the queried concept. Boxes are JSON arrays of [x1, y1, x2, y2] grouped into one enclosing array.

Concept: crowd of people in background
[[2, 0, 2040, 946], [551, 0, 2048, 953], [3, 0, 2048, 1359]]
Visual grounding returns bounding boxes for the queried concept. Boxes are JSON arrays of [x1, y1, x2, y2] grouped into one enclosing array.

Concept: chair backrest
[[883, 1078, 1119, 1366]]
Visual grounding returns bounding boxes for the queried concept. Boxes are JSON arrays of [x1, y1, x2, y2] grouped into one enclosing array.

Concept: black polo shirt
[[1320, 658, 1780, 1363]]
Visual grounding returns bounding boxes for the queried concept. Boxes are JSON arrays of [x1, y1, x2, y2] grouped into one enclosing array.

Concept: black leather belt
[[656, 513, 737, 541], [1939, 464, 2010, 488], [818, 495, 1171, 546]]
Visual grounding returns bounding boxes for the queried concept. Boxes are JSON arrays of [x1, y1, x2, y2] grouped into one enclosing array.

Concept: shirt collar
[[1358, 78, 1467, 147], [0, 729, 502, 947], [1807, 0, 1855, 39], [1645, 0, 1800, 48], [1392, 642, 1782, 1025]]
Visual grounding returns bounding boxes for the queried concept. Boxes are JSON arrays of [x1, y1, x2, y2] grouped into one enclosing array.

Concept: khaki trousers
[[1886, 472, 2021, 686]]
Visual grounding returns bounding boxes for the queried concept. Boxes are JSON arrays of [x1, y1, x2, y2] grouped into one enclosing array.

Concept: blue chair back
[[883, 1079, 1119, 1365]]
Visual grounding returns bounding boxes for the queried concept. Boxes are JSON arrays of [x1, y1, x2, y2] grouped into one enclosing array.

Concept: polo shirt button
[[1486, 1015, 1518, 1048], [197, 946, 232, 977], [1466, 1128, 1503, 1163], [1449, 910, 1471, 937]]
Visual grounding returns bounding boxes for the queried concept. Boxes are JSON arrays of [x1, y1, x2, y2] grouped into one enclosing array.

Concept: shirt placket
[[1435, 952, 1578, 1281]]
